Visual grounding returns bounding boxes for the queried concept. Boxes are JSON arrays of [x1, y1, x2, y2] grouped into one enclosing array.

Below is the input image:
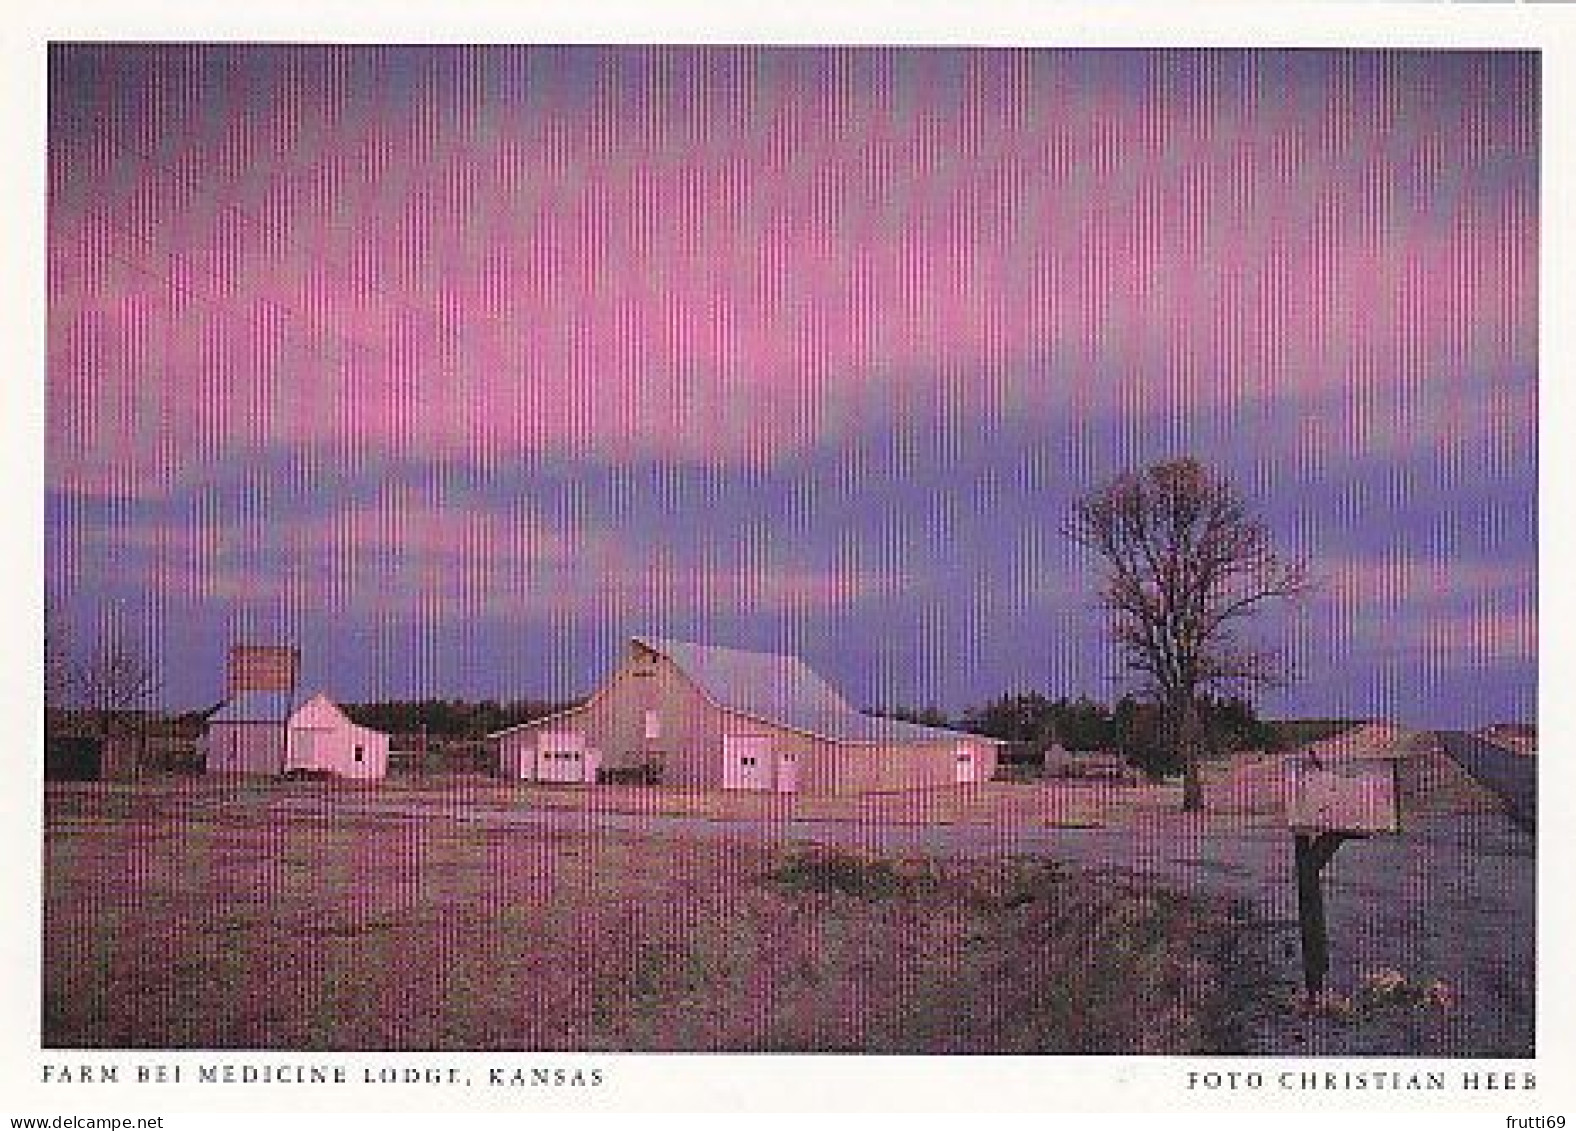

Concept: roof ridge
[[635, 633, 801, 662]]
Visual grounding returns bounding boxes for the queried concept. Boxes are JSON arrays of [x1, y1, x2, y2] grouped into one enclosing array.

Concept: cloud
[[71, 493, 890, 621], [1320, 553, 1530, 607], [1308, 550, 1535, 664], [1405, 608, 1536, 663], [45, 48, 1539, 724], [48, 47, 1537, 498]]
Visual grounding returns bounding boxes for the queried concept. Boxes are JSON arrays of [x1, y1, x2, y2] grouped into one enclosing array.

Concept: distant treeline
[[341, 698, 583, 739], [51, 707, 209, 739], [50, 696, 1365, 770], [873, 694, 1358, 776], [876, 693, 1275, 748], [1270, 718, 1372, 748]]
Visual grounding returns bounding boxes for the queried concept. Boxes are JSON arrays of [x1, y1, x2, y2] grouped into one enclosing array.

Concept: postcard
[[7, 2, 1570, 1120]]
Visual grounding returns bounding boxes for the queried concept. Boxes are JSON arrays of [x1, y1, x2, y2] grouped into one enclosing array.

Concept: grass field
[[43, 785, 1259, 1053]]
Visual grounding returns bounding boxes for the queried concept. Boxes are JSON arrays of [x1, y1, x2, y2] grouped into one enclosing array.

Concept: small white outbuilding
[[282, 693, 390, 781], [204, 691, 295, 775]]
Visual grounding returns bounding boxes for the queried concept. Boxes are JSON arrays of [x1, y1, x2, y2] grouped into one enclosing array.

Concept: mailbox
[[1284, 749, 1403, 995], [1285, 752, 1401, 835]]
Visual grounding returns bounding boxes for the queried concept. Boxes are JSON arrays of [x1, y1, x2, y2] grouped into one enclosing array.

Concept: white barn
[[492, 636, 1002, 795], [283, 693, 390, 780]]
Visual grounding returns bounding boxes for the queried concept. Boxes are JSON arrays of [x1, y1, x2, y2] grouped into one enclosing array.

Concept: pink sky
[[49, 47, 1535, 495], [47, 47, 1537, 720]]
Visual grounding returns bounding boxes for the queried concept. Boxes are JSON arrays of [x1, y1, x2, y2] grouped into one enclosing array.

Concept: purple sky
[[47, 45, 1537, 725]]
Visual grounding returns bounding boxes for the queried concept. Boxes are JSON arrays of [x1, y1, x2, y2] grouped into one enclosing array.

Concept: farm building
[[1043, 744, 1140, 782], [203, 691, 389, 779], [227, 644, 300, 695], [492, 636, 1001, 794], [203, 690, 295, 774], [282, 694, 390, 780]]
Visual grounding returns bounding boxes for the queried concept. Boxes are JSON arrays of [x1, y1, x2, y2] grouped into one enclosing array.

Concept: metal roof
[[206, 690, 297, 724], [632, 635, 987, 746]]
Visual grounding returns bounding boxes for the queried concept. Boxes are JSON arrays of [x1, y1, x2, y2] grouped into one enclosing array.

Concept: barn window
[[644, 710, 661, 739], [354, 745, 364, 763]]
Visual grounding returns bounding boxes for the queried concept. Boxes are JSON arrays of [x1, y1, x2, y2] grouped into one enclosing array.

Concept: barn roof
[[207, 690, 297, 724], [632, 636, 987, 746]]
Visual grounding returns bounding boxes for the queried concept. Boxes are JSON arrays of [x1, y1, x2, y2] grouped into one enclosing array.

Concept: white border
[[6, 1, 1571, 1117]]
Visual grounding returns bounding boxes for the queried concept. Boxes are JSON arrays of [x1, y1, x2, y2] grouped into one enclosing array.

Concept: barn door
[[954, 745, 978, 785], [537, 731, 588, 783], [776, 751, 799, 794], [722, 736, 772, 791]]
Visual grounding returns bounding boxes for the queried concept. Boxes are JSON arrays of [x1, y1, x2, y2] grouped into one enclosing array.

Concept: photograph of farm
[[44, 45, 1535, 1057]]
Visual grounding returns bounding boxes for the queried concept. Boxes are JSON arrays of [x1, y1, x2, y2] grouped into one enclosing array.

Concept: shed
[[1042, 743, 1075, 777], [491, 636, 1002, 795], [283, 694, 390, 780], [203, 690, 295, 774]]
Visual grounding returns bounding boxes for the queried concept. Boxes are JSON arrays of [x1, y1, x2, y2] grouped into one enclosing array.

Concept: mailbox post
[[1285, 751, 1401, 995], [1292, 831, 1352, 993]]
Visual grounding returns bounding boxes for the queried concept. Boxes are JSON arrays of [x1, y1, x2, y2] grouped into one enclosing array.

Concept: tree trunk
[[1177, 699, 1206, 812], [1181, 751, 1205, 811]]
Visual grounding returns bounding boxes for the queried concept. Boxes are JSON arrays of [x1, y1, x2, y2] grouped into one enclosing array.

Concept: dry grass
[[43, 788, 1254, 1053], [86, 773, 1119, 825], [140, 773, 1119, 828]]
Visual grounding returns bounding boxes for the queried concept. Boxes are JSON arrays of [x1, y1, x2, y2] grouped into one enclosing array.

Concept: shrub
[[769, 848, 922, 899], [598, 764, 662, 786]]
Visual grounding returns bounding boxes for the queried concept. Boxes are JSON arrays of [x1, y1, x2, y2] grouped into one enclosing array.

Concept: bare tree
[[1066, 458, 1308, 811], [74, 632, 161, 739]]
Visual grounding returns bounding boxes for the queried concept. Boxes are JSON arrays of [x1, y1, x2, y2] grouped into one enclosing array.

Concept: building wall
[[675, 711, 820, 790], [204, 722, 286, 774], [498, 644, 733, 782], [496, 719, 550, 779], [284, 697, 389, 780], [284, 723, 388, 779], [800, 736, 999, 794]]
